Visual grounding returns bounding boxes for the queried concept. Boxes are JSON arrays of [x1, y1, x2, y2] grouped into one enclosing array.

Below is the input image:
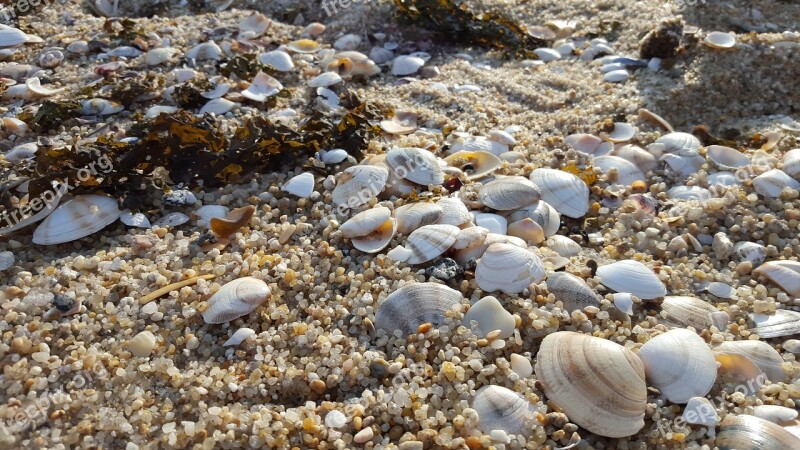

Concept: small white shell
[[596, 260, 667, 300], [186, 41, 222, 60], [155, 212, 190, 228], [612, 293, 634, 315], [224, 328, 256, 346], [655, 132, 702, 155], [282, 172, 315, 198], [704, 31, 736, 49], [754, 260, 800, 297], [749, 310, 800, 339], [145, 105, 179, 119], [509, 201, 561, 237], [392, 55, 425, 76], [120, 210, 151, 228], [479, 176, 541, 211], [601, 123, 635, 143], [332, 165, 388, 208], [667, 185, 712, 201], [707, 145, 749, 169], [452, 226, 489, 250], [199, 98, 236, 115], [609, 144, 657, 173], [529, 169, 589, 218], [375, 283, 463, 335], [242, 71, 283, 102], [717, 414, 800, 449], [510, 353, 533, 378], [404, 224, 460, 265], [782, 149, 800, 179], [472, 385, 537, 436], [444, 151, 503, 181], [475, 243, 545, 294], [32, 195, 120, 245], [593, 155, 645, 185], [238, 13, 270, 38], [565, 133, 603, 155], [436, 197, 472, 227], [308, 71, 343, 88], [145, 47, 179, 65], [714, 340, 787, 382], [341, 207, 391, 238], [488, 129, 516, 146], [394, 203, 443, 234], [3, 142, 37, 163], [386, 147, 444, 186], [751, 405, 799, 424], [507, 218, 544, 245], [81, 98, 124, 116], [0, 27, 27, 48], [259, 50, 294, 72], [319, 149, 349, 164], [203, 277, 271, 324], [660, 296, 720, 331], [25, 77, 65, 96], [463, 295, 515, 339], [682, 397, 719, 427], [603, 69, 629, 83], [192, 205, 228, 228], [129, 331, 156, 357], [386, 245, 413, 262], [473, 213, 507, 235], [546, 272, 601, 312], [350, 216, 395, 253], [545, 235, 581, 257], [753, 169, 800, 198]]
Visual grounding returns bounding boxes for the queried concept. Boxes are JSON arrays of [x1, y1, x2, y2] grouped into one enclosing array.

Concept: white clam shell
[[341, 207, 391, 238], [704, 31, 736, 49], [603, 69, 629, 83], [0, 27, 27, 48], [601, 123, 635, 143], [119, 210, 151, 228], [375, 283, 463, 335], [319, 149, 349, 164], [404, 224, 459, 265], [545, 235, 581, 257], [392, 55, 425, 76], [508, 201, 560, 237], [717, 414, 800, 450], [32, 194, 120, 245], [186, 41, 222, 60], [308, 71, 343, 88], [612, 293, 634, 315], [386, 147, 444, 186], [259, 50, 294, 72], [435, 197, 472, 227], [609, 144, 657, 173], [707, 145, 750, 169], [224, 328, 256, 347], [565, 133, 603, 155], [473, 212, 507, 235], [660, 296, 720, 331], [199, 98, 236, 115], [145, 105, 179, 119], [753, 169, 800, 198], [754, 260, 800, 297], [488, 129, 516, 146], [453, 232, 525, 266], [596, 260, 667, 300], [452, 226, 489, 250], [546, 272, 601, 312], [637, 329, 717, 403], [782, 148, 800, 179], [444, 151, 502, 180], [349, 216, 395, 254], [145, 47, 179, 65], [386, 245, 413, 262], [3, 142, 37, 163], [203, 277, 271, 324], [510, 354, 533, 378], [529, 169, 588, 218], [472, 386, 537, 436], [507, 218, 544, 245], [714, 340, 787, 383], [751, 405, 799, 424], [475, 243, 545, 294], [25, 77, 65, 96], [394, 203, 442, 234], [448, 135, 508, 156], [593, 155, 645, 186], [749, 310, 800, 339], [463, 295, 515, 339], [282, 172, 315, 198], [479, 176, 541, 211], [238, 13, 270, 37], [242, 71, 283, 102], [332, 165, 388, 208], [667, 185, 712, 201], [535, 331, 647, 438], [655, 132, 702, 155], [336, 51, 381, 76], [661, 153, 706, 178], [192, 205, 228, 228], [155, 212, 190, 228], [81, 98, 124, 116]]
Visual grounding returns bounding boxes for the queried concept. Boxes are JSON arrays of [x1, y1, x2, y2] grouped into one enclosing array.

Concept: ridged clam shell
[[714, 341, 787, 382], [529, 169, 589, 218], [637, 329, 717, 403], [753, 169, 800, 198], [509, 201, 561, 237], [668, 185, 712, 201], [535, 332, 647, 438], [375, 283, 463, 335], [32, 194, 120, 245], [394, 203, 443, 234], [473, 212, 507, 234], [404, 224, 459, 264], [754, 260, 800, 297], [463, 295, 515, 338], [661, 153, 704, 178], [435, 197, 472, 226], [546, 272, 601, 312], [708, 145, 750, 169], [507, 218, 544, 245], [452, 226, 489, 250], [453, 233, 525, 266], [593, 155, 645, 185], [475, 243, 545, 294], [749, 310, 800, 338], [202, 277, 271, 324], [545, 235, 581, 257], [332, 165, 388, 207], [472, 385, 537, 436], [596, 260, 667, 300], [444, 151, 502, 180], [341, 207, 391, 238], [479, 176, 542, 211], [565, 133, 603, 155], [660, 296, 720, 331], [655, 132, 702, 155], [717, 414, 800, 450], [610, 144, 657, 173], [386, 147, 444, 186]]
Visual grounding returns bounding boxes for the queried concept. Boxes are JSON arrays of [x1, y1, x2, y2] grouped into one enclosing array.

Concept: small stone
[[163, 189, 197, 207], [510, 353, 533, 378], [11, 336, 32, 354], [325, 410, 347, 428], [129, 331, 156, 357], [0, 251, 14, 270], [419, 66, 440, 79], [310, 379, 326, 394], [53, 294, 75, 312], [490, 429, 510, 443], [425, 258, 463, 281], [354, 427, 374, 444], [398, 441, 424, 450]]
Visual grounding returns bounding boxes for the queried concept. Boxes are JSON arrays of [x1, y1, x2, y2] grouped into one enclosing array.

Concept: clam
[[25, 77, 65, 97], [529, 169, 589, 218], [394, 203, 443, 234], [751, 405, 799, 424], [546, 272, 601, 312], [753, 169, 800, 198], [733, 241, 767, 266], [259, 50, 294, 72], [242, 71, 283, 102], [199, 98, 236, 115], [507, 218, 544, 245], [610, 144, 657, 173], [375, 283, 463, 336], [145, 47, 179, 66], [224, 327, 256, 347], [565, 133, 604, 155], [717, 414, 800, 450], [308, 72, 342, 88], [80, 99, 123, 116], [435, 197, 472, 227], [335, 51, 381, 76], [535, 332, 647, 438], [392, 55, 425, 76], [386, 147, 444, 186], [545, 235, 581, 257], [380, 115, 416, 135], [0, 27, 27, 47], [472, 386, 537, 436], [340, 207, 397, 253], [637, 329, 717, 403], [753, 260, 800, 297], [601, 122, 635, 143], [593, 155, 645, 185], [714, 341, 787, 382], [186, 41, 223, 60], [473, 213, 507, 234], [192, 205, 228, 228], [749, 310, 800, 339], [654, 132, 702, 155], [660, 296, 720, 331], [448, 135, 508, 156], [488, 129, 516, 146], [443, 151, 502, 180], [286, 39, 320, 53], [120, 210, 151, 228], [704, 31, 736, 49], [463, 295, 515, 339], [667, 185, 712, 201], [595, 260, 667, 300], [637, 108, 673, 132], [782, 149, 800, 179], [475, 243, 545, 294], [146, 105, 179, 119], [452, 226, 489, 250], [3, 142, 37, 163], [707, 282, 736, 299], [707, 145, 750, 169], [32, 195, 121, 245], [203, 277, 271, 324], [509, 201, 561, 237], [319, 149, 350, 164], [453, 232, 525, 266], [478, 175, 544, 211], [404, 224, 460, 264], [282, 172, 315, 198], [612, 293, 635, 315], [331, 165, 388, 208], [238, 12, 270, 38]]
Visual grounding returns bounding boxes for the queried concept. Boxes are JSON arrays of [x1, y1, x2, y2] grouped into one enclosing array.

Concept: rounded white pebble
[[510, 353, 533, 378], [534, 48, 561, 62], [354, 427, 374, 443], [603, 69, 629, 83], [325, 410, 347, 428], [129, 331, 156, 357]]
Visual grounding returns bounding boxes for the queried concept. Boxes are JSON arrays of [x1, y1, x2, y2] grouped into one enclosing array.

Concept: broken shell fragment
[[242, 71, 283, 102], [282, 172, 315, 198], [475, 243, 545, 294], [704, 31, 736, 49], [129, 331, 156, 358], [210, 205, 255, 239], [463, 295, 515, 339], [714, 340, 787, 383], [749, 310, 800, 339], [596, 260, 667, 300], [753, 260, 800, 297], [472, 385, 537, 436], [203, 277, 271, 324], [224, 328, 256, 346], [659, 296, 720, 331], [753, 169, 800, 198], [375, 282, 463, 336]]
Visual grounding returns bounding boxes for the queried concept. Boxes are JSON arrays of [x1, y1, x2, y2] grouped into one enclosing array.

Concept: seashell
[[259, 50, 294, 72], [717, 414, 800, 450], [404, 224, 460, 265], [370, 46, 393, 64], [145, 105, 178, 119], [380, 116, 416, 135], [546, 272, 601, 312], [186, 41, 223, 60], [733, 241, 767, 266], [472, 385, 537, 436], [782, 148, 800, 179], [375, 283, 463, 335], [509, 201, 561, 237], [32, 195, 120, 245], [682, 397, 719, 427], [609, 144, 657, 173], [473, 213, 507, 234], [593, 155, 645, 185], [120, 210, 151, 228], [199, 98, 236, 115], [341, 207, 396, 253], [565, 133, 603, 155], [129, 331, 156, 357], [224, 327, 256, 347], [444, 151, 503, 180], [453, 233, 525, 266], [201, 79, 231, 99], [507, 218, 544, 245], [655, 132, 702, 155], [707, 171, 740, 188], [242, 71, 282, 102], [660, 296, 720, 331], [37, 49, 64, 69], [667, 185, 712, 201], [319, 149, 349, 164], [146, 47, 179, 65], [238, 13, 270, 38], [529, 169, 588, 218], [155, 212, 190, 228], [392, 55, 425, 76], [286, 39, 320, 53], [385, 147, 444, 186], [336, 51, 381, 76], [707, 281, 736, 299], [603, 69, 629, 83], [753, 169, 800, 198], [714, 340, 787, 382], [436, 197, 472, 227], [192, 205, 229, 228], [3, 142, 37, 163], [707, 145, 749, 169], [749, 310, 800, 339], [0, 27, 27, 48], [475, 243, 545, 294], [448, 135, 509, 156], [612, 293, 635, 315], [638, 108, 673, 132], [535, 331, 647, 438], [704, 31, 736, 49], [545, 235, 581, 257], [751, 405, 798, 424], [282, 172, 315, 198], [2, 117, 29, 136], [0, 188, 63, 237], [394, 203, 443, 234], [334, 33, 361, 51], [332, 165, 388, 208], [210, 205, 255, 239], [479, 176, 541, 211], [510, 353, 533, 378], [754, 260, 800, 297], [66, 40, 89, 54], [601, 123, 635, 143], [308, 71, 342, 88], [452, 226, 489, 250], [637, 329, 717, 403], [386, 245, 413, 262], [534, 47, 561, 62], [488, 129, 516, 146], [203, 277, 271, 324], [596, 260, 667, 300], [80, 98, 123, 116], [463, 295, 515, 339]]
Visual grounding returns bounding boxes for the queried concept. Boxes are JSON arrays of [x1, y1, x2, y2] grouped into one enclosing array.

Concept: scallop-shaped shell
[[444, 151, 502, 180], [754, 260, 800, 297], [340, 207, 392, 238], [596, 260, 667, 300], [186, 41, 223, 60], [714, 341, 787, 382], [660, 296, 720, 331], [749, 310, 800, 339], [472, 386, 537, 436], [203, 277, 271, 324], [593, 155, 645, 186], [509, 201, 561, 237], [479, 176, 541, 211], [282, 172, 315, 198], [545, 235, 581, 257], [242, 71, 282, 102], [475, 243, 545, 294], [707, 145, 750, 170], [375, 283, 463, 335], [463, 295, 515, 338], [565, 133, 603, 155], [474, 212, 507, 235], [394, 203, 443, 234], [534, 331, 647, 438], [405, 224, 459, 265], [655, 132, 702, 155], [436, 197, 472, 227], [453, 232, 525, 266], [717, 414, 800, 450], [546, 272, 601, 312], [637, 329, 717, 403], [332, 165, 388, 207], [259, 50, 294, 72], [529, 169, 588, 218], [32, 195, 120, 245], [386, 147, 444, 186], [610, 144, 658, 173], [753, 169, 800, 198], [783, 149, 800, 179]]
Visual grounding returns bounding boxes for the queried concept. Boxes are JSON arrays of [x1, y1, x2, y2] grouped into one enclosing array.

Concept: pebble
[[325, 410, 347, 428], [603, 69, 630, 83], [129, 331, 156, 357], [353, 427, 374, 444], [0, 251, 14, 270]]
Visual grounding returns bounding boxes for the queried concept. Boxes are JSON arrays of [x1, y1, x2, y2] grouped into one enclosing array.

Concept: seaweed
[[173, 79, 214, 109], [19, 100, 82, 132], [108, 74, 164, 107], [220, 54, 271, 80], [393, 0, 548, 58]]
